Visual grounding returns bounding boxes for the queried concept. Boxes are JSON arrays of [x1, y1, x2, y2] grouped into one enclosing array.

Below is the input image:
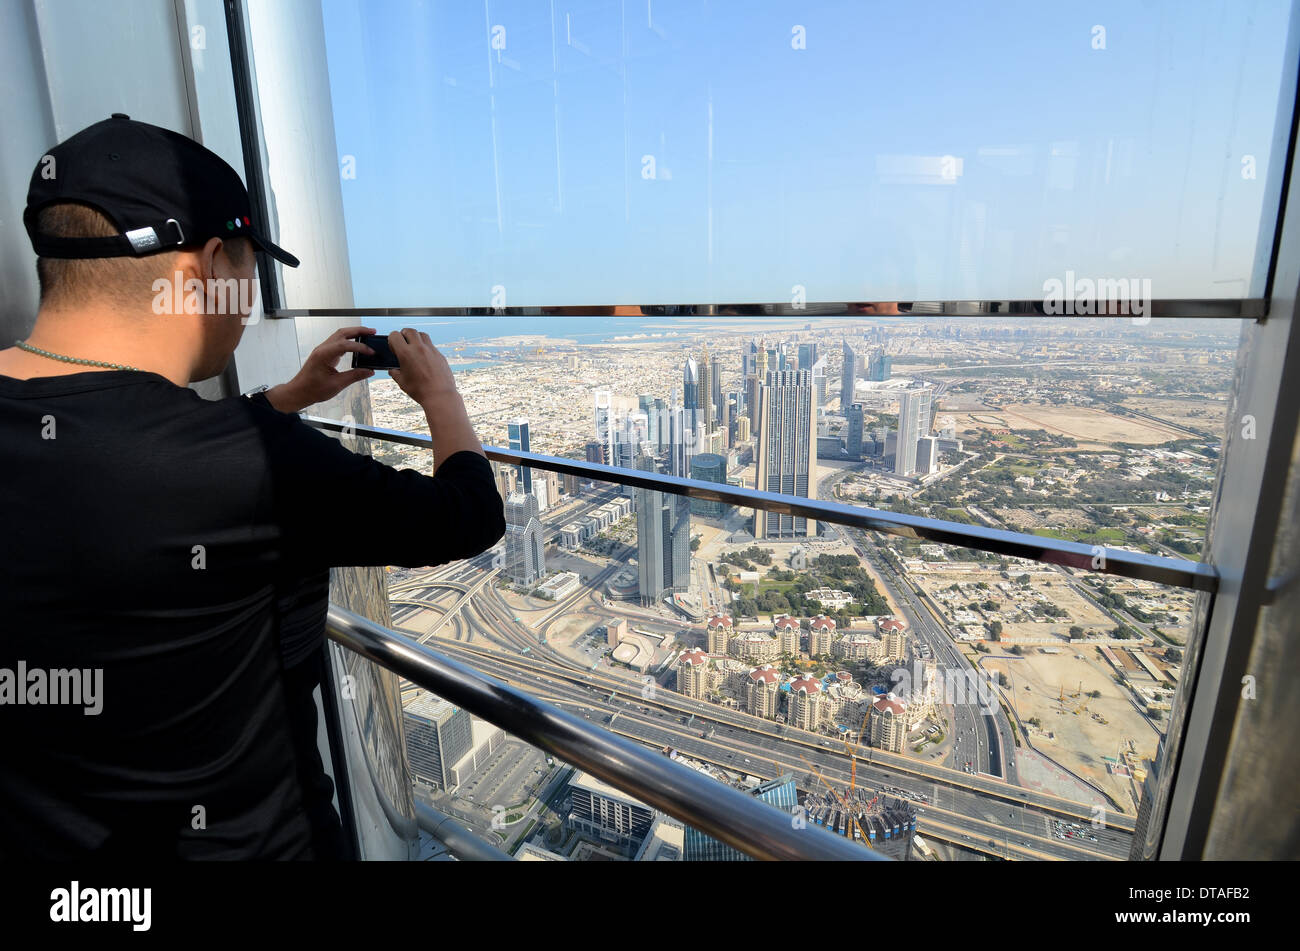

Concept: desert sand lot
[[953, 404, 1185, 448], [1119, 397, 1229, 433], [984, 647, 1161, 813]]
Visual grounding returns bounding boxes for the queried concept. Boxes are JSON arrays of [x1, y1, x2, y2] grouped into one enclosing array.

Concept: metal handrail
[[325, 605, 884, 861], [414, 801, 513, 861], [302, 415, 1219, 593], [268, 298, 1265, 319]]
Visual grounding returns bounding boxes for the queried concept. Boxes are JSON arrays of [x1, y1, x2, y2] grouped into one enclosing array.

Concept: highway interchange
[[389, 475, 1133, 859]]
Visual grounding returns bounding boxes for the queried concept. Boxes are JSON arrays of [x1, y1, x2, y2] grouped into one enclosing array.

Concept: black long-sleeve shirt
[[0, 369, 505, 859]]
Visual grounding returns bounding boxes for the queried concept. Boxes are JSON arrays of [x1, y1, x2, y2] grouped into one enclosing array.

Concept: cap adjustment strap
[[30, 217, 189, 259]]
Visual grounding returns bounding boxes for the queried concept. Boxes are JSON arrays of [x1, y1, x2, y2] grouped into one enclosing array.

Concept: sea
[[364, 313, 820, 348]]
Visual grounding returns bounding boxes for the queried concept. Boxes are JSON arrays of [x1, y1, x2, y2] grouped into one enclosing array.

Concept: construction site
[[801, 787, 918, 859], [981, 648, 1160, 812]]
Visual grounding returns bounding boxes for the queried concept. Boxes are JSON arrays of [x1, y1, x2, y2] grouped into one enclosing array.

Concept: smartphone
[[352, 333, 401, 370]]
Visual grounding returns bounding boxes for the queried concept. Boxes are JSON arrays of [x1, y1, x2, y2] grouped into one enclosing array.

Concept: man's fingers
[[334, 325, 376, 341], [337, 368, 374, 386], [333, 340, 376, 356]]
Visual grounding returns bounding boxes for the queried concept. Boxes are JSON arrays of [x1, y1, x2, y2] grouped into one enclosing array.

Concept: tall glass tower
[[895, 386, 933, 476], [755, 368, 818, 539], [507, 417, 532, 494], [840, 340, 859, 409], [635, 451, 691, 605]]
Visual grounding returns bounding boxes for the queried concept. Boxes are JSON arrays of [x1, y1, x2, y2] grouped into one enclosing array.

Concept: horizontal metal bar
[[267, 299, 1264, 319], [325, 605, 883, 861], [303, 415, 1220, 593], [413, 801, 513, 861]]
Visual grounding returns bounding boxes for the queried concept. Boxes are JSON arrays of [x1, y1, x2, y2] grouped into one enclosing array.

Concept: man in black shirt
[[0, 116, 506, 858]]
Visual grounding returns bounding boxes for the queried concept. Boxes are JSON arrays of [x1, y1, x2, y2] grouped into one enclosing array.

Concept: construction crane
[[799, 755, 873, 849], [842, 738, 858, 793]]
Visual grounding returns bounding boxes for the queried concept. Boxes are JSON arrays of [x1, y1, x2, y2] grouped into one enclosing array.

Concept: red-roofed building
[[773, 615, 802, 655], [809, 614, 837, 656], [869, 693, 908, 753], [876, 617, 908, 661], [788, 675, 825, 731], [706, 614, 733, 653], [677, 649, 712, 700], [746, 665, 782, 719]]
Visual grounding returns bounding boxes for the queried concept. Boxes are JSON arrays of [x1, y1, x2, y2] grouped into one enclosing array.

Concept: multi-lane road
[[815, 462, 1018, 784], [390, 471, 1131, 859], [428, 637, 1132, 860]]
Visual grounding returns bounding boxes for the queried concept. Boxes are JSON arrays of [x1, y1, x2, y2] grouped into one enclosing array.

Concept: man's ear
[[197, 236, 226, 281]]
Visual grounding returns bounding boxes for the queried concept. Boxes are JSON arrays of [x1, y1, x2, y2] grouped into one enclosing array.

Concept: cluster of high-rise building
[[577, 334, 835, 604], [510, 331, 929, 601], [840, 339, 892, 410], [677, 614, 916, 738]]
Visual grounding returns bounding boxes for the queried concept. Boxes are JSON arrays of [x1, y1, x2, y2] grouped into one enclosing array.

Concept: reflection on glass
[[358, 310, 1234, 859], [303, 0, 1295, 306]]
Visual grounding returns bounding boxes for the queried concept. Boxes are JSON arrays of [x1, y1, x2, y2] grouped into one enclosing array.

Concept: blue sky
[[318, 0, 1295, 307]]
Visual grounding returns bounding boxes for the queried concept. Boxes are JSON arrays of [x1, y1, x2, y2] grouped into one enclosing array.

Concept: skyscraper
[[504, 491, 545, 585], [755, 368, 818, 539], [689, 452, 729, 518], [404, 693, 474, 790], [895, 386, 933, 476], [841, 340, 859, 409], [797, 342, 818, 373], [846, 403, 866, 458], [593, 390, 613, 443], [683, 357, 700, 434], [710, 349, 722, 428], [683, 774, 799, 861], [747, 340, 769, 439], [667, 404, 695, 479], [699, 344, 715, 439], [638, 394, 657, 447], [916, 436, 938, 475], [867, 348, 892, 382], [812, 355, 828, 407], [507, 418, 531, 494], [635, 451, 691, 605]]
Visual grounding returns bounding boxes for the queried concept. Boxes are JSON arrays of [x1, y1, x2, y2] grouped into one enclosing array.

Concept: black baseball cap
[[24, 113, 299, 267]]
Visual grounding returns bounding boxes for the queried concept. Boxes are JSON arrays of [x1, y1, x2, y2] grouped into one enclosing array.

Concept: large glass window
[[301, 0, 1298, 307], [236, 0, 1275, 861]]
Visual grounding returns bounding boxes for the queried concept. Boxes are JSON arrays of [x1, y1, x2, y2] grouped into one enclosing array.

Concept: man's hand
[[387, 328, 484, 466], [266, 325, 378, 413], [388, 328, 458, 407]]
